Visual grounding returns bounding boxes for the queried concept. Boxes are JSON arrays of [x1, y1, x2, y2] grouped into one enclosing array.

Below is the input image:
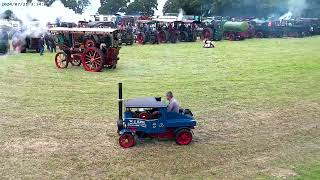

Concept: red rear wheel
[[158, 31, 167, 43], [54, 52, 68, 69], [228, 34, 235, 41], [119, 134, 135, 148], [81, 47, 104, 72], [202, 28, 213, 40], [137, 33, 145, 44], [175, 129, 193, 145]]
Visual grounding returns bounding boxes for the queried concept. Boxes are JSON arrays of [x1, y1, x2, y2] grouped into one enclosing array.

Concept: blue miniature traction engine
[[117, 83, 197, 148]]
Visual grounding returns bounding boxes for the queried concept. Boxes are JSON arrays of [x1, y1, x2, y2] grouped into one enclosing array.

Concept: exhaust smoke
[[279, 0, 308, 20]]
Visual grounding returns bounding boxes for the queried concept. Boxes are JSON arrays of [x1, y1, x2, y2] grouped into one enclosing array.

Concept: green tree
[[98, 0, 128, 14], [126, 0, 158, 16], [1, 10, 14, 20], [32, 0, 90, 14], [60, 0, 90, 14]]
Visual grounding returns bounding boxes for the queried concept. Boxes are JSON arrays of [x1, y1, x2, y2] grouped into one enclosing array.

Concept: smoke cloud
[[0, 0, 100, 54], [288, 0, 308, 17], [279, 0, 308, 20]]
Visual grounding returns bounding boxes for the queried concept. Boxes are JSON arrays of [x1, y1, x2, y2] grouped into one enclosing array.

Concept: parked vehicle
[[174, 20, 197, 42], [252, 20, 285, 38], [153, 19, 179, 43], [201, 20, 225, 41], [136, 20, 159, 45]]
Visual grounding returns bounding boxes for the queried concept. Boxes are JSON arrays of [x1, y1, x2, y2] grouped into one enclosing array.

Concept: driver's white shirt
[[168, 98, 179, 113]]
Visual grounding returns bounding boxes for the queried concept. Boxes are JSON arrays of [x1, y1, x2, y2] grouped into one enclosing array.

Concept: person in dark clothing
[[44, 33, 50, 51], [39, 36, 45, 56], [48, 35, 56, 53]]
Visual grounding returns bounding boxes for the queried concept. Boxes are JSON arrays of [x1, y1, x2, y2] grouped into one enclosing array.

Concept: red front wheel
[[54, 52, 68, 69], [175, 129, 193, 145], [119, 134, 135, 148]]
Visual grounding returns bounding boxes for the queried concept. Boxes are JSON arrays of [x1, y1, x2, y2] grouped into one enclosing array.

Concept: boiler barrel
[[223, 21, 249, 32]]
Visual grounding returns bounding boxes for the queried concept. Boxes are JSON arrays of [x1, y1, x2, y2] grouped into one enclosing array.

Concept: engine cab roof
[[125, 97, 166, 108]]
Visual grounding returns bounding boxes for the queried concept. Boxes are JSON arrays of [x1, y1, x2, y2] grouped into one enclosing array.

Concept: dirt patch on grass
[[270, 168, 297, 178], [2, 138, 60, 154]]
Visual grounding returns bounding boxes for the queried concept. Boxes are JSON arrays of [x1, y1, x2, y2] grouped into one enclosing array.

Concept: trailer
[[223, 21, 250, 41]]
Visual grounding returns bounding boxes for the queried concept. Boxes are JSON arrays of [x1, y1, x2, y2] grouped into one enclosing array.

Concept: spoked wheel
[[54, 52, 69, 69], [170, 33, 178, 43], [228, 34, 235, 41], [179, 31, 188, 42], [256, 32, 264, 38], [175, 129, 193, 145], [158, 31, 167, 43], [119, 133, 135, 148], [70, 53, 82, 66], [137, 33, 145, 44], [81, 47, 104, 72]]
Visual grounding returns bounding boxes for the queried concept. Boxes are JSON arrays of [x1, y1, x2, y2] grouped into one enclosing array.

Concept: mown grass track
[[0, 37, 319, 179]]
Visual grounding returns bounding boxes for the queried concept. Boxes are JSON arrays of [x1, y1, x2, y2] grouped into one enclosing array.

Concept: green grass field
[[0, 37, 320, 179]]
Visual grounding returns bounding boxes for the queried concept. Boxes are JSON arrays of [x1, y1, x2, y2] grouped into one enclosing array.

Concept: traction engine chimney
[[117, 82, 124, 132]]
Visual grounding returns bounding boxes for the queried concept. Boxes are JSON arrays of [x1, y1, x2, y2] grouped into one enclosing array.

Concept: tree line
[[20, 0, 320, 17]]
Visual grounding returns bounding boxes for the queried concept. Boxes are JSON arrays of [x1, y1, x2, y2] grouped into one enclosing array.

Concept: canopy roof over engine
[[153, 18, 176, 23], [136, 20, 157, 24], [49, 27, 118, 34], [125, 97, 166, 108]]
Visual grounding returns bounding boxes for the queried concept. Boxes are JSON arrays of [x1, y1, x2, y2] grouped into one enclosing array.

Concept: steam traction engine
[[117, 83, 197, 148], [174, 20, 197, 42], [154, 19, 179, 43], [136, 20, 159, 45], [201, 20, 224, 41], [49, 27, 121, 72], [252, 20, 285, 38]]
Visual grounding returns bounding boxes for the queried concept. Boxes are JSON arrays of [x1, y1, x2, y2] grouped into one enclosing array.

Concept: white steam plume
[[280, 0, 308, 20], [0, 0, 100, 53]]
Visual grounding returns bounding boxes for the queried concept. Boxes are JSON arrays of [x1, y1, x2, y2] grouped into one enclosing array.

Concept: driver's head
[[166, 91, 173, 101]]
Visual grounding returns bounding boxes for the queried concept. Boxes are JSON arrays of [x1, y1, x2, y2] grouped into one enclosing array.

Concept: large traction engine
[[50, 27, 121, 72]]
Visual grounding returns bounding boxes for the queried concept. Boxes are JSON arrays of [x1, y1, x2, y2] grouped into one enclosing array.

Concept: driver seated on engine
[[166, 91, 180, 113], [150, 91, 180, 118]]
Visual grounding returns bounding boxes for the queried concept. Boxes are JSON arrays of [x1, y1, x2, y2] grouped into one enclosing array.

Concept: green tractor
[[201, 20, 225, 41]]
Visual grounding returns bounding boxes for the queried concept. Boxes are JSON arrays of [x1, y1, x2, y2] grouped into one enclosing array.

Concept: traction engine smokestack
[[117, 82, 124, 131]]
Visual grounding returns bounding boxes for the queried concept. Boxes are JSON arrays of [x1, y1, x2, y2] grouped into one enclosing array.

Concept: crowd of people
[[39, 33, 56, 56]]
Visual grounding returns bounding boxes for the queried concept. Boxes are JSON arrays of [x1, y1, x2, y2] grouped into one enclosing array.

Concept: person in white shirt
[[166, 91, 180, 113]]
